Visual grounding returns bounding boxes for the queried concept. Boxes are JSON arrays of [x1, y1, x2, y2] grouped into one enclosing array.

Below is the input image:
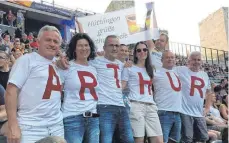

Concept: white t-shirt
[[209, 106, 224, 123], [89, 57, 125, 106], [59, 61, 99, 118], [175, 66, 211, 117], [8, 52, 63, 126], [122, 65, 155, 104], [151, 49, 162, 69], [153, 68, 182, 112]]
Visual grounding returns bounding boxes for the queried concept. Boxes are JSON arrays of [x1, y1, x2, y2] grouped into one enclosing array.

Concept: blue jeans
[[158, 110, 181, 143], [63, 115, 99, 143], [97, 105, 134, 143], [0, 84, 5, 106]]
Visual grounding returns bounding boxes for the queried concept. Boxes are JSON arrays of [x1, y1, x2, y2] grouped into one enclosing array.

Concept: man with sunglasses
[[147, 33, 169, 70]]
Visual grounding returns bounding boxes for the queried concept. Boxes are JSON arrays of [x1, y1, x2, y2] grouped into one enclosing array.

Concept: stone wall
[[199, 7, 228, 53], [105, 0, 135, 12]]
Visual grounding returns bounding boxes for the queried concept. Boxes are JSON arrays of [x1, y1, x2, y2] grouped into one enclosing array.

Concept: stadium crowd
[[0, 17, 227, 143]]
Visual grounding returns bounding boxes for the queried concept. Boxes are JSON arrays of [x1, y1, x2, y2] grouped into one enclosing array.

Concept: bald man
[[153, 51, 182, 143], [175, 51, 211, 143]]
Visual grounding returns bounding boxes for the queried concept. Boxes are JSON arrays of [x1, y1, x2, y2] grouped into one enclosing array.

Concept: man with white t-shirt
[[89, 35, 134, 143], [147, 33, 169, 70], [175, 51, 211, 143], [5, 25, 64, 143], [153, 50, 182, 143]]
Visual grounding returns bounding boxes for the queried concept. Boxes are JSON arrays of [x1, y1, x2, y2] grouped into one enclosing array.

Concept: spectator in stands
[[154, 50, 182, 143], [2, 34, 13, 51], [219, 78, 228, 96], [219, 95, 228, 120], [27, 32, 34, 42], [30, 37, 39, 50], [20, 33, 30, 49], [147, 33, 169, 69], [59, 33, 99, 143], [214, 85, 223, 107], [5, 25, 64, 143], [6, 10, 15, 27], [176, 51, 212, 143], [205, 93, 227, 132], [0, 51, 11, 89], [122, 42, 163, 143], [0, 84, 7, 137], [12, 49, 22, 60]]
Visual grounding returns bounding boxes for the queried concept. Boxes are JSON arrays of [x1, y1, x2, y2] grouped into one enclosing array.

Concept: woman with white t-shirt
[[58, 33, 99, 143], [121, 42, 163, 143]]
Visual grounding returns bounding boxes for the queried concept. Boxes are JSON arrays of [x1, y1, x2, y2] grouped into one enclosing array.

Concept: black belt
[[83, 112, 99, 118]]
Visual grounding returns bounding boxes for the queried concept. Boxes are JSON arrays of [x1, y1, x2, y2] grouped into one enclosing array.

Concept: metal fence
[[169, 42, 228, 68]]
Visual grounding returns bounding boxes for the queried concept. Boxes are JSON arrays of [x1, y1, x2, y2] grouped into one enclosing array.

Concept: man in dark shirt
[[20, 33, 30, 49]]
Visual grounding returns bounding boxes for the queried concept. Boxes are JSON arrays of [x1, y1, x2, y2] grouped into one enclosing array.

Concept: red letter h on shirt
[[138, 72, 152, 95]]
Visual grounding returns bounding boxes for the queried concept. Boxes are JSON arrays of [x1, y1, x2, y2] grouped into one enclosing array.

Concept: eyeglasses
[[106, 44, 120, 48], [136, 48, 148, 53]]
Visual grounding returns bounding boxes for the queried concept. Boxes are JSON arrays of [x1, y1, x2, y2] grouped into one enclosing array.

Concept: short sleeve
[[57, 68, 68, 84], [8, 55, 30, 89], [122, 67, 130, 81], [89, 58, 98, 68]]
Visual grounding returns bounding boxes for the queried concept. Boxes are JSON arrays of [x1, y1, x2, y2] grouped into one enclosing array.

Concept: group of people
[[0, 18, 226, 143]]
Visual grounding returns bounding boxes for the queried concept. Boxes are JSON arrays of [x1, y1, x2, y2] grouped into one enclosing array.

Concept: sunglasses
[[136, 48, 148, 53]]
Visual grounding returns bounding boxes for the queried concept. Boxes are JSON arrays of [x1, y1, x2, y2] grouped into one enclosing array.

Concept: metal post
[[181, 43, 184, 56], [204, 47, 207, 63], [223, 51, 226, 68], [216, 50, 219, 64], [177, 43, 180, 56], [210, 48, 213, 64]]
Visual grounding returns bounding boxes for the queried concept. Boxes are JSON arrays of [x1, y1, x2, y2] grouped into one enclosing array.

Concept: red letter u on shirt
[[138, 72, 152, 95], [166, 72, 181, 92], [190, 76, 205, 98], [106, 64, 120, 88], [78, 71, 98, 100]]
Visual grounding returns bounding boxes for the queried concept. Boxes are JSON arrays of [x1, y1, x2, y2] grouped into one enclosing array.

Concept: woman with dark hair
[[219, 95, 228, 120], [121, 42, 163, 143], [58, 33, 99, 143]]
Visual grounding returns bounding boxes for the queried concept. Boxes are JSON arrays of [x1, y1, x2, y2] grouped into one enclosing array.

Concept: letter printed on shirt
[[78, 71, 98, 100], [42, 65, 62, 99], [138, 72, 152, 95], [190, 76, 205, 98], [106, 64, 120, 88], [166, 72, 181, 92]]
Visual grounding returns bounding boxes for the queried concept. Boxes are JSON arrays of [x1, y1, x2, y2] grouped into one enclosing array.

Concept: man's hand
[[124, 60, 133, 68], [7, 123, 21, 143]]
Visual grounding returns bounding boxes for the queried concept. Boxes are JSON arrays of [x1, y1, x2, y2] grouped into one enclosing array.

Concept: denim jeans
[[0, 84, 5, 106], [63, 115, 99, 143], [158, 110, 181, 143], [97, 105, 134, 143]]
